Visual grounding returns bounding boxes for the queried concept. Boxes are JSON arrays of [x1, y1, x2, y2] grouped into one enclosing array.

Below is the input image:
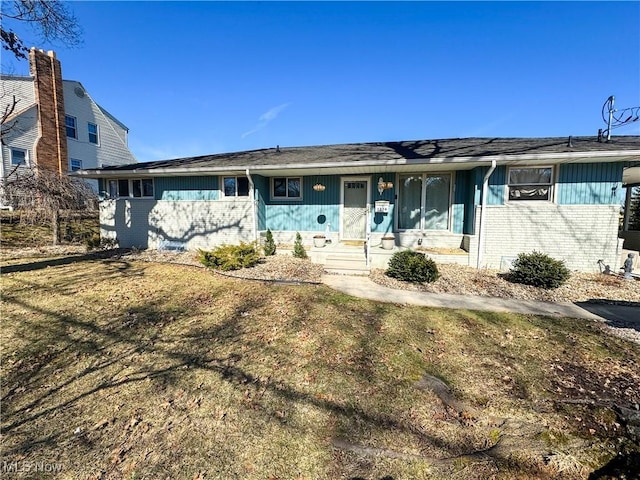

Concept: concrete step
[[324, 255, 370, 275]]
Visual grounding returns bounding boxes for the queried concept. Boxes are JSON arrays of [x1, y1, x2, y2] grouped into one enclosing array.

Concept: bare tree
[[1, 0, 82, 60], [1, 82, 21, 145], [2, 166, 96, 245]]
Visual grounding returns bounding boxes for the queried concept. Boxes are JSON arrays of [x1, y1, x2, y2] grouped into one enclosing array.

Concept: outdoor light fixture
[[313, 183, 326, 192], [377, 177, 393, 195]]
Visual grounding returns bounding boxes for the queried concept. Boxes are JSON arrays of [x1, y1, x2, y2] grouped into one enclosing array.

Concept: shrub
[[293, 232, 307, 259], [85, 233, 101, 250], [263, 229, 276, 256], [509, 251, 570, 289], [198, 242, 261, 271], [385, 250, 439, 283]]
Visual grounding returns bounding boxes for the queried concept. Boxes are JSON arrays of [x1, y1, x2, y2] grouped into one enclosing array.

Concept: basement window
[[508, 167, 553, 201], [65, 115, 77, 139], [272, 177, 302, 200]]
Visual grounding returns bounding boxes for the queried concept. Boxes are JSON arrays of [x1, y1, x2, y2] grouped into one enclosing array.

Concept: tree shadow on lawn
[[1, 268, 604, 478], [0, 249, 130, 274]]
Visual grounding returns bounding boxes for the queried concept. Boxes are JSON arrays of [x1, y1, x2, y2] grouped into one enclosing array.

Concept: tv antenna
[[599, 95, 640, 141]]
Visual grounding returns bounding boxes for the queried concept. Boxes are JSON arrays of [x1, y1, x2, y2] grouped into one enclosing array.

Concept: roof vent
[[74, 86, 85, 98]]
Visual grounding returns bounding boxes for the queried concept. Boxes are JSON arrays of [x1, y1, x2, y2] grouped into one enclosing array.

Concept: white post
[[477, 160, 497, 269], [245, 168, 258, 242]]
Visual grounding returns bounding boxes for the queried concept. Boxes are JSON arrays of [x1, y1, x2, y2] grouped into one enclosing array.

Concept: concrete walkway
[[321, 274, 640, 324]]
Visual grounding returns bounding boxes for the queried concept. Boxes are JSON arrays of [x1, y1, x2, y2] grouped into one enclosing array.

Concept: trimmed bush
[[263, 229, 276, 256], [293, 232, 307, 259], [198, 242, 261, 271], [385, 250, 439, 283], [509, 251, 570, 289]]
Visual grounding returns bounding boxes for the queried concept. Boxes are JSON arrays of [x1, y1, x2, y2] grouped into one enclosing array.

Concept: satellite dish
[[74, 86, 85, 98]]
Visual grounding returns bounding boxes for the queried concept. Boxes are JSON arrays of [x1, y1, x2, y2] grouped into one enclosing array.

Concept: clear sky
[[3, 1, 639, 162]]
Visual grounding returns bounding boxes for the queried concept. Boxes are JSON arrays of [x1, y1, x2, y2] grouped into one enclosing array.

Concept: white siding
[[100, 199, 254, 249], [1, 106, 38, 179], [1, 76, 35, 106], [469, 204, 621, 272], [63, 80, 136, 171], [1, 77, 38, 180]]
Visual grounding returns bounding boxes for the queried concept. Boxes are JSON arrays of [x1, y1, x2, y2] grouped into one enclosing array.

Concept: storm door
[[341, 178, 369, 240]]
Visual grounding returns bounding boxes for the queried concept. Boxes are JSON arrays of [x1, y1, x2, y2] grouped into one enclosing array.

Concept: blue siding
[[488, 166, 506, 205], [253, 175, 268, 231], [557, 162, 624, 205], [264, 175, 340, 232], [155, 176, 219, 201], [371, 172, 395, 234], [453, 171, 472, 234]]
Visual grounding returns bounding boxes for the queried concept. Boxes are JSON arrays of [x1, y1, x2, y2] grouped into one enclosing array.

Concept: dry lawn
[[1, 257, 640, 479]]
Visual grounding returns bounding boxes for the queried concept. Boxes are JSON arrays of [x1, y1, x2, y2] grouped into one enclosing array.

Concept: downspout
[[477, 160, 496, 269], [246, 168, 258, 242]]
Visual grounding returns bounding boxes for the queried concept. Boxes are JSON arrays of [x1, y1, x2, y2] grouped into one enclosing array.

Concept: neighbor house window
[[272, 177, 301, 199], [69, 158, 83, 171], [106, 179, 154, 198], [65, 115, 77, 139], [397, 173, 451, 230], [223, 176, 249, 197], [10, 148, 27, 165], [508, 167, 553, 201], [88, 122, 99, 144]]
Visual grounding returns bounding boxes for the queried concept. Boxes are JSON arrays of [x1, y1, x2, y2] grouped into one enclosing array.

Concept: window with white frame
[[223, 176, 249, 197], [397, 173, 451, 230], [88, 122, 99, 144], [105, 178, 154, 198], [508, 167, 553, 201], [272, 177, 302, 199], [65, 115, 77, 139], [69, 158, 83, 171], [10, 148, 27, 166]]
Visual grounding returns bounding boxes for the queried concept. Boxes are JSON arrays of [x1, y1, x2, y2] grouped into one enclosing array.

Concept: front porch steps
[[323, 254, 370, 276]]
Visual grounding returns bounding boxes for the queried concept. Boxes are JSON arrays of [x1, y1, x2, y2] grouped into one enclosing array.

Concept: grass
[[0, 211, 99, 248], [1, 257, 639, 479]]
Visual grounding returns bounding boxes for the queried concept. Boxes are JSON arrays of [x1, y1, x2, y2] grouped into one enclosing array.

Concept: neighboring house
[[75, 136, 640, 272], [1, 48, 136, 195]]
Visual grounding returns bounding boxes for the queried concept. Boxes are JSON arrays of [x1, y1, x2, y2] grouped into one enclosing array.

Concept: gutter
[[246, 168, 258, 243], [477, 159, 497, 269]]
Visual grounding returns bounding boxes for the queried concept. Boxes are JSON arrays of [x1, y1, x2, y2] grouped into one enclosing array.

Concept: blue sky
[[3, 1, 639, 162]]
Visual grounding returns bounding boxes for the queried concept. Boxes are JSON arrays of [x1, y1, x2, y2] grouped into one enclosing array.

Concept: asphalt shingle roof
[[92, 136, 640, 173]]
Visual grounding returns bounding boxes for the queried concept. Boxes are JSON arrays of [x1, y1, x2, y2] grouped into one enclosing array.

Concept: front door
[[341, 178, 369, 240]]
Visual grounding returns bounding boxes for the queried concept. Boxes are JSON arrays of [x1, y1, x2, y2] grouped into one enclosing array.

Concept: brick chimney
[[30, 48, 67, 175]]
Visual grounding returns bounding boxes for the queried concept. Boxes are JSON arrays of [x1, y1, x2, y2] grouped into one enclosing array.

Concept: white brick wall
[[100, 199, 255, 249], [470, 203, 621, 272]]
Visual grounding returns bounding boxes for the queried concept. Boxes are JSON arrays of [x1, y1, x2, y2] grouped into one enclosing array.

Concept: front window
[[88, 122, 99, 144], [508, 167, 553, 201], [10, 148, 26, 166], [223, 176, 249, 197], [69, 158, 82, 171], [106, 179, 154, 198], [131, 179, 154, 198], [272, 177, 301, 199], [65, 115, 77, 139], [398, 173, 451, 230]]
